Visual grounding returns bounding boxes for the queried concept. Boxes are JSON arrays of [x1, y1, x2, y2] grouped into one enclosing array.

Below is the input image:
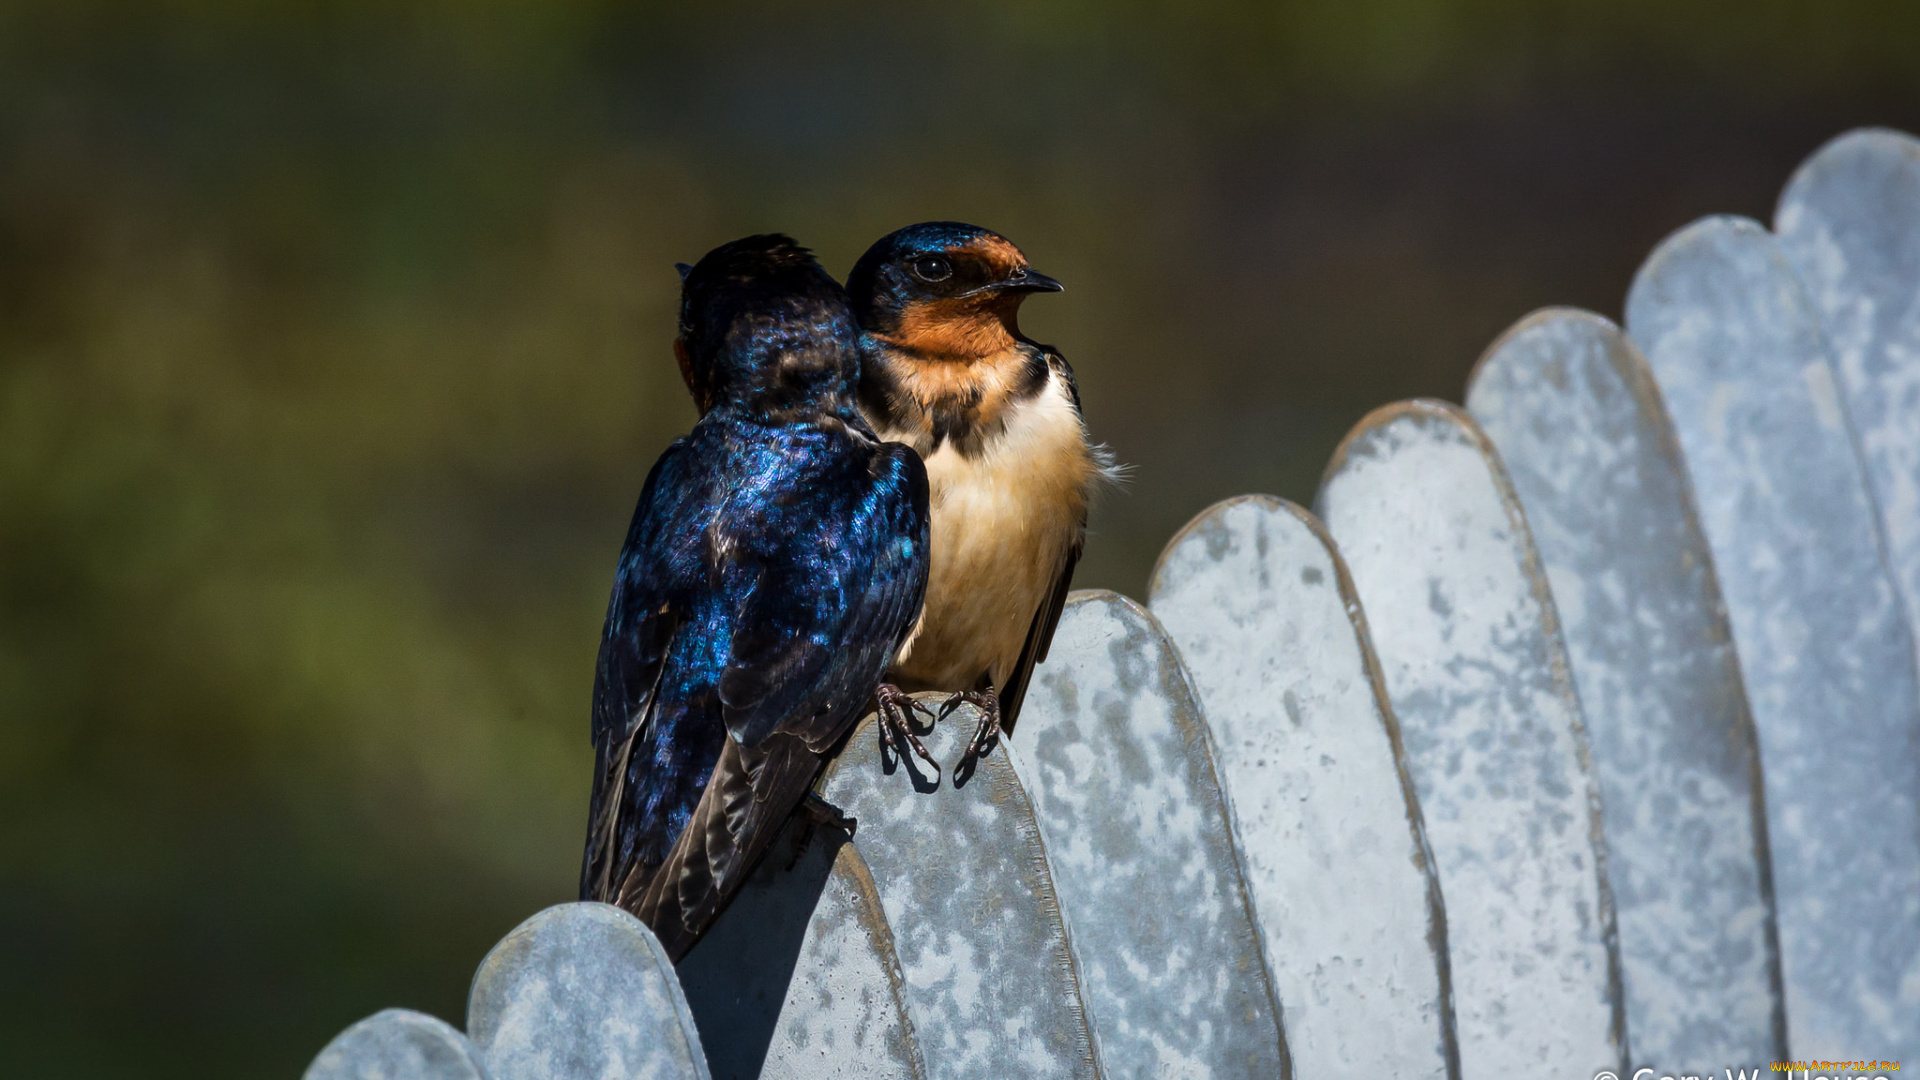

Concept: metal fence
[[305, 127, 1920, 1080]]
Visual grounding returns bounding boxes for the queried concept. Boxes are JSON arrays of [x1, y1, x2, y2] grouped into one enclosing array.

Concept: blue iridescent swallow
[[579, 235, 931, 960]]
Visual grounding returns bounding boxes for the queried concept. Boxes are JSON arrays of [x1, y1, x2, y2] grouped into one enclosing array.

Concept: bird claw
[[800, 790, 857, 836], [788, 791, 857, 870], [944, 687, 1003, 771], [876, 683, 940, 777]]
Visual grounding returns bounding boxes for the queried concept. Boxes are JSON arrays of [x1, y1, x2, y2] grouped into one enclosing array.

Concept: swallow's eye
[[911, 255, 953, 283]]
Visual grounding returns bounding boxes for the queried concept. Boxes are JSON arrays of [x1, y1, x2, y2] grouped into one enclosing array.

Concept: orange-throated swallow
[[845, 222, 1115, 764]]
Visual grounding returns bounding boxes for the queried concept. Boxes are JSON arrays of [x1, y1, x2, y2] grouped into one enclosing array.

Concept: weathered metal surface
[[1777, 128, 1920, 660], [1008, 590, 1291, 1080], [1149, 496, 1457, 1080], [1466, 309, 1784, 1069], [304, 1008, 493, 1080], [1314, 400, 1627, 1080], [680, 821, 924, 1080], [817, 702, 1103, 1080], [466, 903, 710, 1080], [1626, 216, 1920, 1057]]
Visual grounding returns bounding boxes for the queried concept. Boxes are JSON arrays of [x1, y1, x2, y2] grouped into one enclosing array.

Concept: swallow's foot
[[943, 686, 1003, 772], [800, 790, 857, 836], [788, 791, 857, 869], [875, 683, 939, 776]]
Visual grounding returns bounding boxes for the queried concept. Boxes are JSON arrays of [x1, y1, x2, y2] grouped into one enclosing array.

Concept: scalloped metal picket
[[304, 1008, 492, 1080], [817, 703, 1105, 1080], [1008, 590, 1291, 1080], [1466, 309, 1784, 1069], [1627, 215, 1920, 1058], [1777, 128, 1920, 660], [1315, 400, 1627, 1079], [467, 903, 710, 1080], [1149, 495, 1456, 1080], [678, 822, 924, 1080]]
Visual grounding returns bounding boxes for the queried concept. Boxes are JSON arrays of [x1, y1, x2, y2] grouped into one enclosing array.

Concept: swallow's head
[[847, 222, 1062, 360], [674, 233, 857, 415]]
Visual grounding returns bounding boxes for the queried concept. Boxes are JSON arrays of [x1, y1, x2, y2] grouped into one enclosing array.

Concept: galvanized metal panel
[[304, 1008, 493, 1080], [1466, 309, 1784, 1069], [680, 822, 924, 1080], [817, 703, 1104, 1080], [1314, 400, 1627, 1080], [1626, 216, 1920, 1058], [1777, 128, 1920, 661], [1149, 496, 1457, 1080], [1009, 590, 1291, 1080], [466, 903, 711, 1080]]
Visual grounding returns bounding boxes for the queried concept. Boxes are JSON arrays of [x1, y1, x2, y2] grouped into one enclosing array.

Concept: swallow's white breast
[[882, 367, 1095, 690]]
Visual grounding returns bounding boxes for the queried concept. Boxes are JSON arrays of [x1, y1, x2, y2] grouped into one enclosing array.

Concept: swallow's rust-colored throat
[[876, 294, 1026, 365]]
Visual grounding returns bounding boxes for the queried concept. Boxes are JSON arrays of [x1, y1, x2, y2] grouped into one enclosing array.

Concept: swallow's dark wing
[[998, 527, 1080, 735], [632, 441, 931, 958], [580, 443, 691, 904], [997, 347, 1088, 734], [1044, 344, 1084, 414], [719, 442, 931, 751]]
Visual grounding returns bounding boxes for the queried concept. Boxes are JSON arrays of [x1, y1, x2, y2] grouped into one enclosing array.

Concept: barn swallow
[[579, 234, 931, 960], [846, 222, 1114, 765]]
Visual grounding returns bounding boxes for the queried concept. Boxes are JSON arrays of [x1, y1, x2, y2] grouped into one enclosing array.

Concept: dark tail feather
[[580, 730, 637, 903], [622, 733, 821, 962]]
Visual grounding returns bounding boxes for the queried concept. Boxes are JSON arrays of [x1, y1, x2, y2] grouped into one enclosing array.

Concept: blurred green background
[[2, 1, 1916, 1073]]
